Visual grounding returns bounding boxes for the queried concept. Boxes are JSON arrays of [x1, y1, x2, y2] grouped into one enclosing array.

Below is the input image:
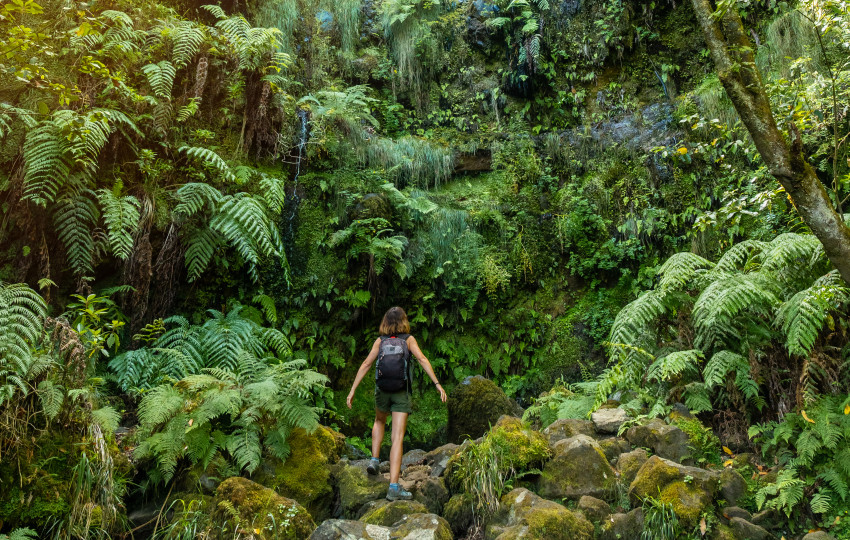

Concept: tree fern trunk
[[690, 0, 850, 285]]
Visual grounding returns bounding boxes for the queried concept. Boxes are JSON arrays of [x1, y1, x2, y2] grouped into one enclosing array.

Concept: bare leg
[[389, 411, 408, 484], [372, 409, 388, 459]]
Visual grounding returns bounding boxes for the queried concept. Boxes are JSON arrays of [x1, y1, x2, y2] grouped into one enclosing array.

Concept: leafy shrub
[[522, 381, 596, 428]]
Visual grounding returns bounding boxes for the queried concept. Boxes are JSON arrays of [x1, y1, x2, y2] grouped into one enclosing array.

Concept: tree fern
[[171, 21, 205, 68], [693, 273, 779, 350], [0, 103, 37, 138], [647, 349, 703, 382], [174, 182, 223, 219]]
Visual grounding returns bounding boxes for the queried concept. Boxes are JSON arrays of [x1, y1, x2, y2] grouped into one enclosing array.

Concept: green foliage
[[135, 359, 327, 484], [110, 305, 290, 392], [641, 497, 682, 540], [0, 529, 38, 540], [0, 282, 47, 405], [750, 394, 850, 524], [597, 232, 849, 415]]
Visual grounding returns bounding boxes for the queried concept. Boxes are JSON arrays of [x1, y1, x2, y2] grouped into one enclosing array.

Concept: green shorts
[[375, 387, 412, 414]]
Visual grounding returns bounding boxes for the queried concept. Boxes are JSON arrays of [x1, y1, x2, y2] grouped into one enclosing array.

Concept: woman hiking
[[347, 306, 447, 501]]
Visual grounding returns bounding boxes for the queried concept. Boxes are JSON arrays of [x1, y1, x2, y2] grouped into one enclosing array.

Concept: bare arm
[[347, 338, 381, 408], [407, 336, 447, 403]]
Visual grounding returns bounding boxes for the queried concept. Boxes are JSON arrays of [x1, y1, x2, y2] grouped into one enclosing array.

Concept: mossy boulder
[[576, 496, 611, 523], [599, 508, 644, 540], [539, 435, 617, 501], [485, 488, 594, 540], [617, 448, 649, 486], [360, 500, 429, 526], [625, 418, 691, 463], [309, 520, 390, 539], [447, 376, 522, 443], [412, 476, 450, 514], [718, 467, 747, 506], [442, 493, 474, 537], [331, 459, 390, 518], [729, 517, 770, 540], [629, 456, 719, 528], [255, 425, 345, 520], [542, 418, 595, 447], [423, 443, 459, 477], [487, 416, 550, 470], [210, 477, 315, 539], [597, 437, 631, 464]]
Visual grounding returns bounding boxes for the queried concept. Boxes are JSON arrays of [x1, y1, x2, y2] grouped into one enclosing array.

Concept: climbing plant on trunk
[[689, 0, 850, 284]]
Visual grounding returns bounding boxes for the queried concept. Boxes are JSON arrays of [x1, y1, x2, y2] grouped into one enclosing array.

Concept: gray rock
[[411, 476, 449, 515], [751, 509, 780, 530], [719, 467, 748, 506], [360, 500, 429, 527], [625, 419, 691, 463], [543, 418, 596, 447], [539, 435, 617, 501], [485, 488, 593, 540], [391, 513, 453, 539], [401, 449, 427, 471], [617, 448, 648, 486], [729, 517, 771, 540], [423, 443, 458, 477], [577, 495, 611, 523], [802, 532, 837, 540], [599, 508, 644, 540], [598, 437, 632, 464], [629, 456, 719, 528], [331, 459, 391, 518], [310, 520, 391, 540], [592, 408, 629, 434], [721, 506, 752, 522]]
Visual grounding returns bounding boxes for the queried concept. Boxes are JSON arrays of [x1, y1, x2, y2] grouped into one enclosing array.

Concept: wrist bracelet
[[434, 382, 441, 386]]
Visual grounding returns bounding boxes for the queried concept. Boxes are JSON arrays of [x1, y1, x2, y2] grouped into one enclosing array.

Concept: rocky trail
[[154, 377, 838, 540]]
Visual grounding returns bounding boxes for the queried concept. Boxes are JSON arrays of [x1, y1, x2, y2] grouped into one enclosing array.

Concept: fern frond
[[693, 273, 779, 350], [184, 226, 222, 281], [775, 270, 849, 357], [657, 252, 715, 291], [53, 191, 99, 276], [179, 146, 236, 182], [97, 189, 141, 260], [647, 349, 703, 382], [142, 60, 177, 98]]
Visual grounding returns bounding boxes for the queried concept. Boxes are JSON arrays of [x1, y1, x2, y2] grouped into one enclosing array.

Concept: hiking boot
[[366, 459, 380, 476], [386, 485, 412, 501]]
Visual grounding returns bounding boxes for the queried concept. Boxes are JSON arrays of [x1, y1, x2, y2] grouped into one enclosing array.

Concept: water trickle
[[286, 108, 309, 239]]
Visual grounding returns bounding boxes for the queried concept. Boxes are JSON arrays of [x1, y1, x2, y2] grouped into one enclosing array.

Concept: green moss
[[211, 477, 316, 540], [446, 376, 520, 443], [657, 481, 711, 527], [486, 416, 550, 470], [331, 461, 390, 518], [254, 425, 344, 520], [360, 500, 428, 526]]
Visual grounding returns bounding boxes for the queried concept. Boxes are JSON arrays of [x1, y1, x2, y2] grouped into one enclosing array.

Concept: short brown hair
[[379, 306, 410, 335]]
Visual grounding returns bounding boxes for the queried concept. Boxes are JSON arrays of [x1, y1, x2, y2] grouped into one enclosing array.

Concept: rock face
[[485, 488, 594, 540], [360, 500, 429, 526], [211, 477, 316, 539], [629, 456, 719, 528], [542, 418, 595, 446], [391, 513, 453, 539], [539, 435, 617, 501], [625, 419, 691, 463], [331, 459, 390, 518], [599, 508, 644, 540], [309, 520, 389, 540], [718, 467, 747, 506], [447, 376, 522, 443], [802, 532, 837, 540], [597, 437, 631, 464], [591, 408, 629, 434], [254, 425, 345, 520]]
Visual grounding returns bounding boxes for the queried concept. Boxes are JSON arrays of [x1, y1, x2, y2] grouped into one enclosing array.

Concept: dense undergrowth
[[0, 0, 849, 535]]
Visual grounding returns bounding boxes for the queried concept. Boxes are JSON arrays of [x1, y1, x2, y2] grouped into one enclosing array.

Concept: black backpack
[[375, 334, 410, 393]]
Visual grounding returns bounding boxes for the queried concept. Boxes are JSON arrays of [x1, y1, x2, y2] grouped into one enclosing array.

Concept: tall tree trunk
[[690, 0, 850, 283]]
